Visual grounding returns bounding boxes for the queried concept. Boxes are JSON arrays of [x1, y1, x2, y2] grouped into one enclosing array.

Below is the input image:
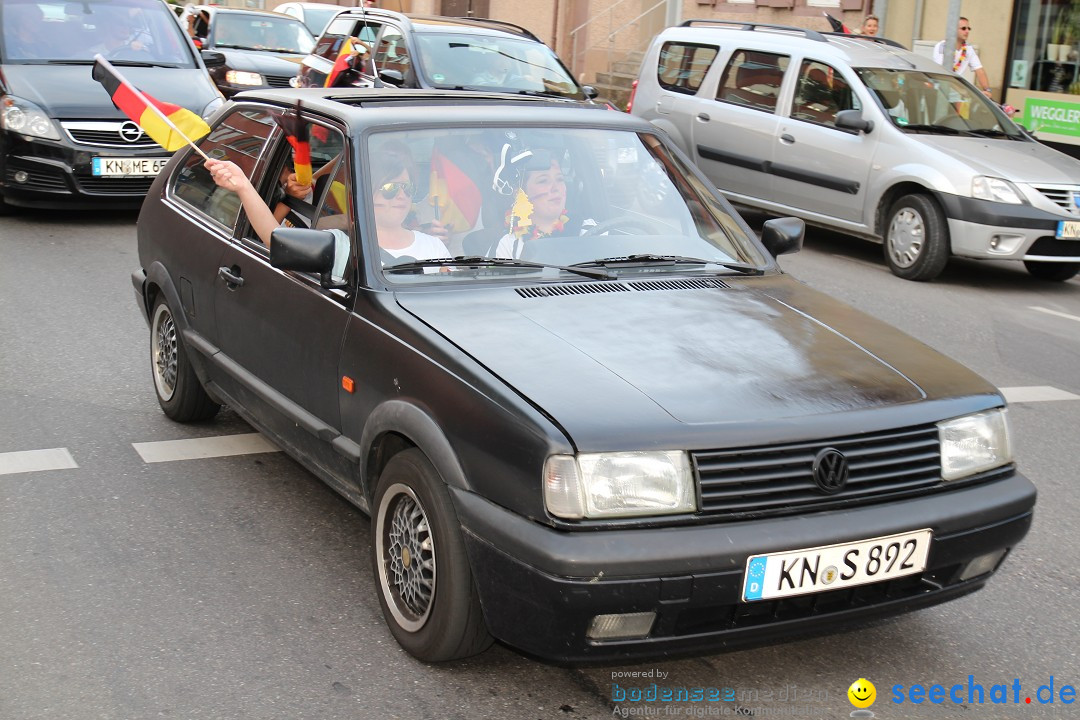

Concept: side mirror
[[760, 217, 804, 257], [582, 84, 599, 99], [835, 109, 873, 133], [270, 227, 336, 282], [379, 68, 404, 86], [201, 49, 226, 68]]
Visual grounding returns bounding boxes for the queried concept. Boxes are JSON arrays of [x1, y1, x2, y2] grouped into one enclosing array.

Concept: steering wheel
[[580, 216, 667, 237]]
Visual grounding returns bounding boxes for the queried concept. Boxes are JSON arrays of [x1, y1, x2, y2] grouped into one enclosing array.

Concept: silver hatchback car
[[631, 21, 1080, 282]]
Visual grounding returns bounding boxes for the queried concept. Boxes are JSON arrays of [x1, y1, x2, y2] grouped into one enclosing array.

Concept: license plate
[[1056, 220, 1080, 239], [742, 529, 931, 602], [92, 157, 168, 177]]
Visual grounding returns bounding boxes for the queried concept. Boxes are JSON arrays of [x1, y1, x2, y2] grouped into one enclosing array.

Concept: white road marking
[[1029, 306, 1080, 323], [1001, 386, 1080, 403], [132, 433, 280, 463], [0, 447, 78, 476]]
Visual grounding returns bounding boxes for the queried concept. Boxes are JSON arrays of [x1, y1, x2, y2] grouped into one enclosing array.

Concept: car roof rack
[[442, 16, 541, 42], [821, 31, 906, 49], [679, 20, 827, 42]]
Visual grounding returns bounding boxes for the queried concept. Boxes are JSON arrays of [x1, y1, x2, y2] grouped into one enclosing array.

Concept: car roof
[[662, 21, 945, 73], [230, 87, 633, 127], [195, 5, 298, 21], [326, 8, 541, 42]]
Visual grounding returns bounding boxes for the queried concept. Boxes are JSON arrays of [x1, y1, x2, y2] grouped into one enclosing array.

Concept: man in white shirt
[[933, 17, 993, 98]]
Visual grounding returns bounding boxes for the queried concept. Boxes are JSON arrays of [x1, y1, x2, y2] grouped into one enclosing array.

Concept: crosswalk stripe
[[132, 433, 280, 463], [1029, 306, 1080, 323], [0, 448, 78, 476], [1001, 386, 1080, 403]]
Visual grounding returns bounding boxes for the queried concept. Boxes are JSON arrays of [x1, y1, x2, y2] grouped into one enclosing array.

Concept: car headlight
[[0, 94, 60, 140], [225, 70, 264, 86], [543, 451, 696, 519], [938, 408, 1013, 481], [201, 96, 225, 120], [972, 176, 1024, 204]]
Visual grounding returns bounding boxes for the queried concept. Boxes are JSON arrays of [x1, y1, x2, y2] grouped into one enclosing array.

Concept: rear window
[[716, 50, 789, 113], [657, 42, 718, 94]]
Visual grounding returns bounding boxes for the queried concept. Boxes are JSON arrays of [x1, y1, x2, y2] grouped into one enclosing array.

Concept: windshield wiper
[[108, 60, 177, 68], [572, 254, 764, 275], [384, 256, 615, 280], [900, 123, 983, 138]]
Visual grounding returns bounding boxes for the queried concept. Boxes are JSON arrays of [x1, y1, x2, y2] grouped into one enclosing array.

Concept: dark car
[[180, 6, 314, 98], [132, 87, 1034, 663], [0, 0, 222, 212], [295, 9, 595, 102]]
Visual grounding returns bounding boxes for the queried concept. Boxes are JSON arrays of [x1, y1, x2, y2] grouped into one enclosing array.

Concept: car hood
[[0, 64, 216, 119], [397, 276, 998, 444], [916, 135, 1080, 184], [214, 49, 305, 74]]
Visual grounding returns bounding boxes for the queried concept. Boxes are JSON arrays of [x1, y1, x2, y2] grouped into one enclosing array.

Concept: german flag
[[429, 148, 482, 233], [92, 55, 210, 152], [823, 12, 853, 34], [325, 37, 356, 88], [273, 101, 312, 186]]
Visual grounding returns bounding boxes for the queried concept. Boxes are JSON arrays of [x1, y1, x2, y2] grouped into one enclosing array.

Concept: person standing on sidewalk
[[933, 17, 993, 98]]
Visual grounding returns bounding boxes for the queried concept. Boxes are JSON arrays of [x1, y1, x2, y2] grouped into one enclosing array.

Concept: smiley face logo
[[848, 678, 876, 708]]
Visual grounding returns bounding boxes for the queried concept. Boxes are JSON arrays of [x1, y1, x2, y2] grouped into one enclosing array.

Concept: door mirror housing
[[379, 68, 405, 86], [835, 109, 873, 133], [271, 228, 336, 274], [583, 85, 599, 99], [201, 50, 226, 68], [760, 217, 804, 257]]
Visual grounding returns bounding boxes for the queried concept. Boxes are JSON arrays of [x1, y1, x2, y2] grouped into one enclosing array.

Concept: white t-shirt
[[494, 219, 597, 259], [933, 41, 983, 75], [328, 229, 447, 279]]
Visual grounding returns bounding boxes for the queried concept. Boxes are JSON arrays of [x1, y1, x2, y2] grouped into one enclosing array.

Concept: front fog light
[[938, 408, 1012, 480], [989, 234, 1024, 254], [587, 612, 656, 640], [13, 170, 28, 184], [958, 549, 1007, 581]]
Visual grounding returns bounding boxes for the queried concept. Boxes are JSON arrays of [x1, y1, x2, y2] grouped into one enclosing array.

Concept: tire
[[372, 448, 492, 662], [150, 295, 220, 422], [883, 194, 950, 281], [1024, 260, 1080, 282]]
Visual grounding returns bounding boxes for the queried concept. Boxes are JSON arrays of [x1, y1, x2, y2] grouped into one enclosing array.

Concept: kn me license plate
[[92, 157, 168, 177], [1056, 220, 1080, 239], [742, 529, 932, 602]]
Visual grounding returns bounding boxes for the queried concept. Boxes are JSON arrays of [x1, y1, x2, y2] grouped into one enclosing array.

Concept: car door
[[691, 49, 790, 204], [211, 113, 356, 472], [770, 58, 876, 226]]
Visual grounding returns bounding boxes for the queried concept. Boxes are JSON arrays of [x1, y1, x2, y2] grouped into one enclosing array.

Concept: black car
[[0, 0, 222, 212], [132, 88, 1034, 663], [296, 9, 596, 102], [180, 6, 314, 98]]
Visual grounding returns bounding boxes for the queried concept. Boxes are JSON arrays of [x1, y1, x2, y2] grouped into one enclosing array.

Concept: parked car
[[0, 0, 222, 212], [133, 87, 1033, 663], [295, 8, 596, 102], [179, 5, 314, 98], [631, 21, 1080, 282], [273, 2, 343, 37]]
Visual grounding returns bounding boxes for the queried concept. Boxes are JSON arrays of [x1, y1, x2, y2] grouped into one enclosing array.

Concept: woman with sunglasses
[[370, 148, 447, 263]]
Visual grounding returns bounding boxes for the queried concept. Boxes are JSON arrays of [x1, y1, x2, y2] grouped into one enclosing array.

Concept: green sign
[[1025, 97, 1080, 138]]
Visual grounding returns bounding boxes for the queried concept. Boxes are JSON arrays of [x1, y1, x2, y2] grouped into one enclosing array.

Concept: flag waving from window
[[823, 12, 853, 34], [273, 101, 312, 186], [91, 55, 210, 152], [325, 37, 356, 88]]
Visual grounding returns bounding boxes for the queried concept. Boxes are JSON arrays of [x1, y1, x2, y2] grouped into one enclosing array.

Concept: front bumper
[[452, 473, 1035, 662], [938, 194, 1080, 262]]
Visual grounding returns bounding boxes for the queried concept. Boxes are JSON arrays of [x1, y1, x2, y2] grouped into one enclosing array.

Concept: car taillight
[[625, 79, 639, 113]]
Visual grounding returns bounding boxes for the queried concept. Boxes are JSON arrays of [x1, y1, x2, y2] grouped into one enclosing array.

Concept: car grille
[[1032, 185, 1080, 215], [1027, 236, 1080, 258], [265, 74, 294, 88], [76, 175, 156, 195], [61, 121, 160, 149], [692, 424, 942, 519], [4, 159, 69, 191]]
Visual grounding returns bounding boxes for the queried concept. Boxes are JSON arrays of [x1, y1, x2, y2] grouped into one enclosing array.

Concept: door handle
[[696, 112, 711, 122], [218, 266, 244, 288], [780, 133, 795, 144]]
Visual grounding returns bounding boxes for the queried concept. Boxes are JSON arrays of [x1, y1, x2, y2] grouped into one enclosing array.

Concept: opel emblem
[[119, 121, 143, 143], [812, 448, 848, 494]]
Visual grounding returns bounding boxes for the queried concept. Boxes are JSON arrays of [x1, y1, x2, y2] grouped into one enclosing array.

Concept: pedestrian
[[933, 16, 993, 97], [860, 15, 879, 36]]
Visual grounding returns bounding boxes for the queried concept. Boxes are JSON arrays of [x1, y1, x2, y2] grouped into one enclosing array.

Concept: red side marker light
[[342, 376, 355, 393]]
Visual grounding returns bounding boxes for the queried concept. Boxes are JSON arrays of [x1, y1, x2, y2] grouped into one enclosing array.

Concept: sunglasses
[[960, 25, 972, 30], [377, 181, 416, 199]]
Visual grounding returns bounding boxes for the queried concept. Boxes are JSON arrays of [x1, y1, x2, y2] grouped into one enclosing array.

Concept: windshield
[[413, 33, 584, 99], [857, 68, 1022, 138], [300, 8, 340, 36], [0, 0, 194, 66], [363, 127, 768, 284], [212, 13, 314, 54]]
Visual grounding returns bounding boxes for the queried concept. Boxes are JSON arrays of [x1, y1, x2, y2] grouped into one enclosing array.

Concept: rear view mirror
[[379, 69, 404, 86], [271, 227, 335, 277], [835, 109, 873, 133], [201, 50, 226, 68], [761, 217, 804, 257], [583, 85, 599, 99]]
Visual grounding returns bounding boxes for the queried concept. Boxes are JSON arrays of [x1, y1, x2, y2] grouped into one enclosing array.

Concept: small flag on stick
[[92, 55, 210, 154], [823, 12, 853, 34], [273, 101, 312, 186], [325, 37, 356, 88]]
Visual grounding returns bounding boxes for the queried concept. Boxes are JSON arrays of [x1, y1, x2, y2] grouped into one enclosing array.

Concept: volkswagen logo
[[119, 121, 143, 143], [812, 448, 848, 494]]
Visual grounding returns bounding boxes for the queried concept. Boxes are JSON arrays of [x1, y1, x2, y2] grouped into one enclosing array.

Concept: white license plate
[[1056, 220, 1080, 239], [742, 529, 931, 602], [91, 157, 168, 177]]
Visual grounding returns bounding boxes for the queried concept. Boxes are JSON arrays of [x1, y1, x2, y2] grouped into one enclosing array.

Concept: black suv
[[295, 9, 594, 102]]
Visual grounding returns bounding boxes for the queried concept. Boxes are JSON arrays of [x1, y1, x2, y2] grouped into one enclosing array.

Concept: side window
[[716, 50, 789, 113], [657, 42, 719, 95], [374, 26, 411, 84], [791, 60, 859, 127], [313, 17, 355, 60], [173, 108, 276, 227]]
